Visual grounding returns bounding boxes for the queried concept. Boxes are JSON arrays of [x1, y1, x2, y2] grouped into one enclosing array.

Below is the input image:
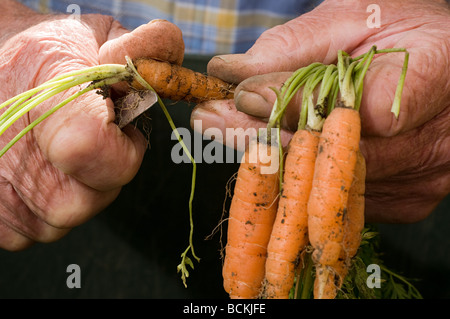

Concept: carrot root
[[314, 265, 339, 299]]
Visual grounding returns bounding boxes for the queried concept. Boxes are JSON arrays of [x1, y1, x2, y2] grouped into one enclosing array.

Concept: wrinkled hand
[[192, 0, 450, 223], [0, 3, 184, 250]]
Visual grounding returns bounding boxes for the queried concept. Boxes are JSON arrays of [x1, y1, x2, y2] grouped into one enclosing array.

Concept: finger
[[0, 182, 68, 248], [0, 220, 34, 251], [361, 105, 450, 222], [234, 72, 304, 132], [0, 171, 117, 244], [207, 1, 375, 83], [34, 89, 147, 192], [364, 178, 447, 224], [359, 41, 450, 136], [190, 100, 294, 152], [0, 121, 125, 228], [17, 176, 122, 229], [360, 106, 450, 182]]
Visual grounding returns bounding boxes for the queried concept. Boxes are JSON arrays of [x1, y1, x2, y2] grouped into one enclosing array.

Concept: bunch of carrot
[[221, 46, 409, 299]]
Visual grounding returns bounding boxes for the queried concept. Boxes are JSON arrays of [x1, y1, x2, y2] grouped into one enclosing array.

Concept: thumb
[[99, 19, 184, 66], [207, 1, 376, 83], [98, 19, 184, 94]]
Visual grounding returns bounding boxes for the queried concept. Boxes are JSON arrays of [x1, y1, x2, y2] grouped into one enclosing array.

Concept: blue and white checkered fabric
[[17, 0, 322, 54]]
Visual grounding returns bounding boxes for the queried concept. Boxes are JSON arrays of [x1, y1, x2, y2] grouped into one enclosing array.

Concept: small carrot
[[309, 46, 409, 299], [313, 150, 366, 299], [131, 58, 236, 103], [307, 49, 366, 299], [264, 64, 333, 299], [264, 129, 319, 299], [222, 134, 280, 299], [307, 105, 361, 294], [343, 150, 366, 262]]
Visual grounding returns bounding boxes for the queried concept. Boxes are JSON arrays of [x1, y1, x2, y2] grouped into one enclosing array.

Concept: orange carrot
[[313, 150, 366, 299], [262, 63, 332, 299], [307, 106, 361, 298], [342, 150, 366, 262], [264, 129, 319, 299], [131, 58, 236, 103], [223, 137, 280, 299]]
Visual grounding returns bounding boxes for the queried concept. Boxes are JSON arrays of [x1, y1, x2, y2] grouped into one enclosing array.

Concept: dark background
[[0, 56, 448, 299]]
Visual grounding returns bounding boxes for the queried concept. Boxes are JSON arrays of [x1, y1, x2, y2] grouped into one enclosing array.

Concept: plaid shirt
[[17, 0, 322, 54]]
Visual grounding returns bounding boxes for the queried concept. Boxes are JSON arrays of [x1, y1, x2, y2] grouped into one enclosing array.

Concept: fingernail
[[208, 54, 257, 84], [235, 90, 271, 116], [211, 53, 253, 65], [235, 89, 266, 105]]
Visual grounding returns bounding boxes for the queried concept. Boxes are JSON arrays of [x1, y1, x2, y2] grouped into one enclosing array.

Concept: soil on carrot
[[95, 84, 111, 99]]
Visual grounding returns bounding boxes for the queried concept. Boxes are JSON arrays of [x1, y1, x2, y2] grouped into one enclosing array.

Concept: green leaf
[[177, 261, 190, 288], [184, 256, 194, 270]]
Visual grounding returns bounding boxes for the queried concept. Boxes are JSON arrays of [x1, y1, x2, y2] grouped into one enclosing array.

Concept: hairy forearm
[[0, 0, 45, 47]]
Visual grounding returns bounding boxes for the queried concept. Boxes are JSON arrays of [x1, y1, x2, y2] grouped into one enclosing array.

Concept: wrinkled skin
[[192, 0, 450, 223], [0, 1, 184, 250]]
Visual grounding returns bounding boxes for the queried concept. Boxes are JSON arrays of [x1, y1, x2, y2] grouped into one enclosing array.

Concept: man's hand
[[0, 1, 184, 250], [192, 0, 450, 223]]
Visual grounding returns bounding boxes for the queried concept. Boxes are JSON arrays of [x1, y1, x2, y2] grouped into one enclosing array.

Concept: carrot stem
[[0, 77, 122, 157], [125, 56, 200, 288], [302, 66, 326, 131], [316, 65, 337, 111], [350, 47, 409, 117], [0, 64, 127, 113], [0, 69, 129, 156], [351, 47, 407, 62], [327, 75, 339, 114], [292, 252, 314, 299], [0, 69, 127, 126], [283, 63, 323, 107], [266, 63, 324, 187], [353, 46, 376, 111], [266, 63, 322, 132], [300, 253, 314, 299], [390, 50, 409, 119], [339, 58, 358, 109]]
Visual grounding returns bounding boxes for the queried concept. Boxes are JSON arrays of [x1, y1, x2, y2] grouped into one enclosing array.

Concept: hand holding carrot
[[192, 0, 450, 223], [0, 1, 184, 250]]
